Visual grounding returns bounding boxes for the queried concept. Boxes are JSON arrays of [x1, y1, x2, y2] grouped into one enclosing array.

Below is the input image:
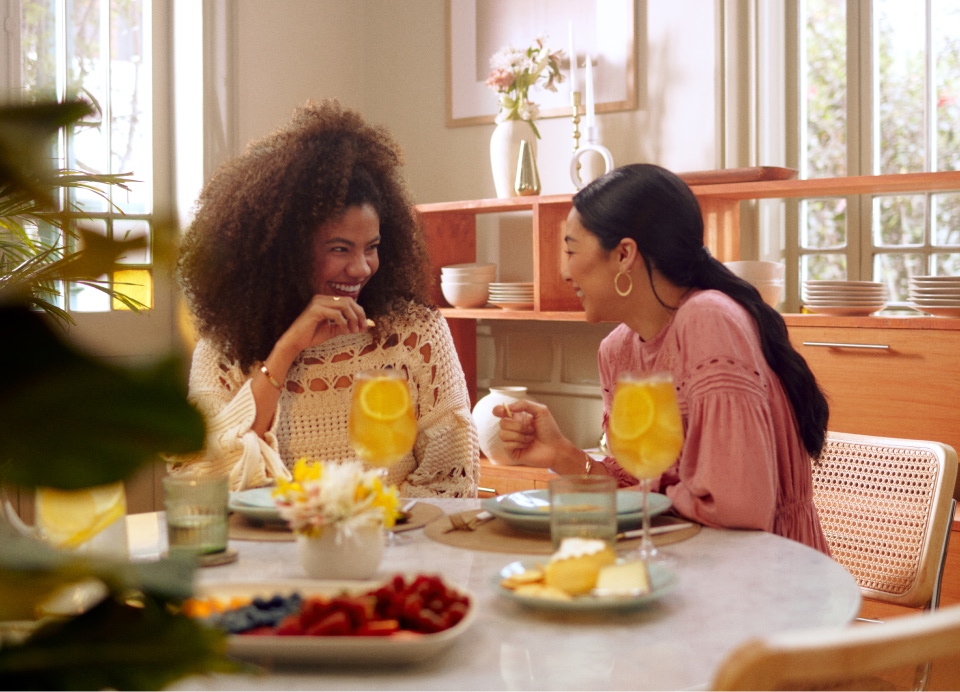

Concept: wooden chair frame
[[712, 603, 960, 690], [813, 432, 958, 610]]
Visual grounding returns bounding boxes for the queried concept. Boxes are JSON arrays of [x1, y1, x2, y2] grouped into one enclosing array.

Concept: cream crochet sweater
[[171, 304, 479, 497]]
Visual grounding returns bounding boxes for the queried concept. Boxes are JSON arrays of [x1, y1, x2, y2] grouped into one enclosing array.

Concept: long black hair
[[573, 163, 829, 459]]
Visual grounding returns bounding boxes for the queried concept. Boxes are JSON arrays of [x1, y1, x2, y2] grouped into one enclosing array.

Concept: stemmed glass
[[348, 369, 417, 468], [348, 369, 417, 543], [606, 371, 684, 562]]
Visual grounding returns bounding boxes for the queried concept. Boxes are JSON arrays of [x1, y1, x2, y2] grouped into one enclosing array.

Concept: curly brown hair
[[177, 99, 434, 372]]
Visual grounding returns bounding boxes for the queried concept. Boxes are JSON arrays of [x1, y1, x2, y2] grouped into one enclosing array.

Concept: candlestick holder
[[570, 91, 582, 152], [570, 125, 615, 190]]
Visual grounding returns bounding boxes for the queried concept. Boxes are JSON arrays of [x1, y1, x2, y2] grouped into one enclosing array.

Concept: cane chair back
[[711, 602, 960, 691], [812, 432, 958, 610]]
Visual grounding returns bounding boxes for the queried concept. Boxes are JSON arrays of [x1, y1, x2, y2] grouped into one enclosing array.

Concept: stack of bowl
[[723, 261, 785, 307], [440, 263, 496, 308]]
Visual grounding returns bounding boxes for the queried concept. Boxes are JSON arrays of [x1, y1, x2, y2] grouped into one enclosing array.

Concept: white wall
[[229, 0, 718, 202], [220, 0, 720, 449]]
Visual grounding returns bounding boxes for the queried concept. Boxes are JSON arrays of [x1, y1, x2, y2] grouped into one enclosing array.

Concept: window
[[799, 0, 960, 303], [20, 0, 155, 313]]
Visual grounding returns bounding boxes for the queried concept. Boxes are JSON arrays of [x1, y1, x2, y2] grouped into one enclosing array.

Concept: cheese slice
[[595, 560, 651, 595]]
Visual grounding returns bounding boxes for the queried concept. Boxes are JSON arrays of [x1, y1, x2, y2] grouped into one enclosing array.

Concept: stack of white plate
[[802, 280, 887, 316], [488, 282, 534, 310], [908, 276, 960, 317], [440, 263, 496, 308]]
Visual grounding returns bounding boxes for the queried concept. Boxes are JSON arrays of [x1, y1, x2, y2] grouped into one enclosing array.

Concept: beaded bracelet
[[259, 363, 282, 391]]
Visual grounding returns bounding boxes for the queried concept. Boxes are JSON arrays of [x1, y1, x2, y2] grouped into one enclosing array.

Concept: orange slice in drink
[[358, 377, 411, 421], [609, 385, 655, 441]]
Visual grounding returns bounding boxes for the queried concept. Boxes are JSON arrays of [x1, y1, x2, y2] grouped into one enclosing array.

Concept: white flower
[[272, 459, 400, 538], [485, 35, 564, 137]]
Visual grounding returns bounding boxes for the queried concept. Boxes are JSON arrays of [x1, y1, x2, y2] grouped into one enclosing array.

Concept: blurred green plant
[[0, 99, 240, 690], [0, 100, 147, 323]]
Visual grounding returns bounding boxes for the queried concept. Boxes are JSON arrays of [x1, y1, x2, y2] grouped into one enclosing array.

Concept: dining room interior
[[3, 0, 960, 689]]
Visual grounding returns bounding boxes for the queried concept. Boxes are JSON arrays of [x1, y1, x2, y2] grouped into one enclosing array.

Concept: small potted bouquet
[[273, 459, 401, 579], [485, 36, 564, 138], [485, 36, 563, 197]]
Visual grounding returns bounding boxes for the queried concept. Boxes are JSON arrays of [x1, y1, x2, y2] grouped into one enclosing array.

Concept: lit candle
[[568, 21, 577, 95], [585, 55, 595, 129]]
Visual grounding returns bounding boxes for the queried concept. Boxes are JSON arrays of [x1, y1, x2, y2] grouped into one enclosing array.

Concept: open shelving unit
[[415, 168, 960, 403]]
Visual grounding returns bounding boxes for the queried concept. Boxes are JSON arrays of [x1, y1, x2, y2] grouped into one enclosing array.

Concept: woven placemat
[[227, 501, 444, 542], [423, 510, 700, 555]]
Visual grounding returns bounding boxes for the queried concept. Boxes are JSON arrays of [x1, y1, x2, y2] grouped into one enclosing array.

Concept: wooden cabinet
[[783, 315, 960, 464], [419, 170, 960, 549], [478, 462, 555, 498]]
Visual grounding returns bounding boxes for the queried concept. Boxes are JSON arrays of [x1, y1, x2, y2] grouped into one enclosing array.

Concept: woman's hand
[[493, 399, 576, 468], [280, 294, 372, 355]]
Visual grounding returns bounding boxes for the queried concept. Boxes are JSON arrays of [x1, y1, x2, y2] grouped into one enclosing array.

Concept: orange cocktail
[[607, 371, 684, 560], [348, 370, 417, 467]]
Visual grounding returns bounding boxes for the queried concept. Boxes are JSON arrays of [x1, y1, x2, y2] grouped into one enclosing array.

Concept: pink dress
[[599, 289, 831, 555]]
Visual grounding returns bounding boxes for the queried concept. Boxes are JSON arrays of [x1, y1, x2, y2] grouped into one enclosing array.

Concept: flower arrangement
[[272, 459, 401, 538], [485, 36, 564, 138]]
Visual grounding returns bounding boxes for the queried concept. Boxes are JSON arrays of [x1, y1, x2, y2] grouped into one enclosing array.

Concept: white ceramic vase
[[297, 523, 385, 580], [472, 386, 537, 465], [489, 120, 538, 198]]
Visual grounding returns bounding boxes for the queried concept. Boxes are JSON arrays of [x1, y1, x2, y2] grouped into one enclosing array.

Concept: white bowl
[[441, 280, 489, 308], [756, 281, 784, 307], [724, 261, 785, 281], [441, 263, 497, 279]]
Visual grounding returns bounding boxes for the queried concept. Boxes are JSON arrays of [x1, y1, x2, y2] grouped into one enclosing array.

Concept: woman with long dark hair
[[496, 163, 830, 552]]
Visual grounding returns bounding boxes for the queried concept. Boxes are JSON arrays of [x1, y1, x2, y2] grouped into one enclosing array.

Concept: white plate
[[802, 288, 885, 295], [196, 579, 477, 665], [802, 297, 887, 305], [803, 280, 884, 288], [229, 488, 284, 524], [908, 298, 960, 306], [803, 305, 885, 316], [497, 489, 647, 516], [909, 304, 960, 317], [490, 301, 535, 310], [494, 560, 677, 611], [480, 493, 671, 533]]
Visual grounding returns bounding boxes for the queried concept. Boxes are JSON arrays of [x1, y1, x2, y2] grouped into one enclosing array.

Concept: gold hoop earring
[[614, 269, 633, 297]]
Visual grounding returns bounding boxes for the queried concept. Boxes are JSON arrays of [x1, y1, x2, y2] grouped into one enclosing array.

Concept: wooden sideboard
[[420, 169, 960, 612]]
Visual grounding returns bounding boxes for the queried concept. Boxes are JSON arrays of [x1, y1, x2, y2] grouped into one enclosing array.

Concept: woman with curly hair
[[173, 99, 479, 497]]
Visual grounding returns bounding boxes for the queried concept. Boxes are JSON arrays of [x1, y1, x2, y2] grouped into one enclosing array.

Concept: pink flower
[[485, 69, 516, 93]]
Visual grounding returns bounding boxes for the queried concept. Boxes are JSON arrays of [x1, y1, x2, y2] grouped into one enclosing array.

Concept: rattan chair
[[711, 602, 960, 690], [813, 432, 958, 612]]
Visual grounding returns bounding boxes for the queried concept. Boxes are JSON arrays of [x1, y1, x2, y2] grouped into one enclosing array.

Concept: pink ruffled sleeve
[[664, 359, 778, 531]]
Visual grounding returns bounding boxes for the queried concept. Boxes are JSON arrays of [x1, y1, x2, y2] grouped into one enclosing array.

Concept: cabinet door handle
[[802, 341, 890, 350], [478, 486, 497, 495]]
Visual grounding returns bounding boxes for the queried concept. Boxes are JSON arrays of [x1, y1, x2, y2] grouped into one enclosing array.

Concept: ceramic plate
[[497, 489, 647, 516], [489, 302, 535, 310], [480, 493, 671, 533], [196, 579, 477, 665], [229, 488, 284, 524], [493, 560, 677, 611], [909, 304, 960, 317], [803, 305, 886, 316]]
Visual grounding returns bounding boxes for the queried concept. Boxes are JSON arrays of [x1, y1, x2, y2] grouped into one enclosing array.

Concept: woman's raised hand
[[283, 294, 372, 353], [492, 399, 571, 468]]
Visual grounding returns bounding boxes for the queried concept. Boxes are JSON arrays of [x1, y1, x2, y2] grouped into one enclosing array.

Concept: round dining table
[[144, 498, 860, 691]]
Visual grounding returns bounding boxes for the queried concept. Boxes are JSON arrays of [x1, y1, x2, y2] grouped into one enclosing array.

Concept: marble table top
[[134, 498, 860, 691]]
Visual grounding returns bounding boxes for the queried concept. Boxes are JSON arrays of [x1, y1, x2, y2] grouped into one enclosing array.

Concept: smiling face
[[561, 207, 621, 322], [311, 203, 381, 298]]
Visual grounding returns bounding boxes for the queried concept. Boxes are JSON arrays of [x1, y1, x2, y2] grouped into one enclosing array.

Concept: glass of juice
[[348, 369, 417, 467], [606, 371, 684, 561]]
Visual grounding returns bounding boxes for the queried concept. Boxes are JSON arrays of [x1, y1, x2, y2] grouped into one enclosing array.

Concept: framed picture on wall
[[446, 0, 637, 127]]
